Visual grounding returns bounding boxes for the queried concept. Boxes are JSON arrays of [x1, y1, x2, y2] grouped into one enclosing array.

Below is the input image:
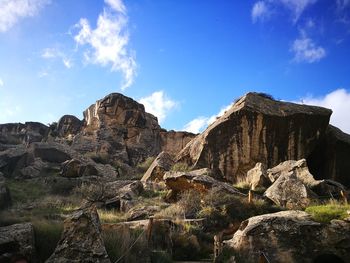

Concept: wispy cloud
[[291, 31, 326, 63], [73, 0, 136, 90], [0, 0, 49, 32], [252, 1, 270, 23], [0, 78, 3, 87], [279, 0, 317, 23], [139, 91, 177, 124], [300, 88, 350, 133], [183, 103, 233, 134], [41, 48, 73, 69], [337, 0, 350, 10]]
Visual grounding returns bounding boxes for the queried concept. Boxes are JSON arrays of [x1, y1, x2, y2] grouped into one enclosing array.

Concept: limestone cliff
[[177, 92, 332, 182]]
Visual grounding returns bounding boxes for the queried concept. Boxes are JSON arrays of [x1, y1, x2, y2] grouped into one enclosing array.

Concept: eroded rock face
[[160, 131, 196, 156], [60, 159, 98, 178], [264, 171, 316, 209], [0, 223, 36, 262], [177, 93, 332, 182], [46, 205, 110, 263], [0, 181, 11, 209], [308, 125, 350, 187], [141, 151, 174, 182], [163, 168, 243, 197], [57, 115, 83, 138], [227, 211, 350, 263], [0, 122, 49, 145]]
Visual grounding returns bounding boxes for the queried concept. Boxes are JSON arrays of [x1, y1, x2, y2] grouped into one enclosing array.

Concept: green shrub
[[305, 202, 350, 223]]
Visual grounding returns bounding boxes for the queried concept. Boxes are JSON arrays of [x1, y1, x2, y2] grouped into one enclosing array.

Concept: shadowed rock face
[[0, 122, 49, 145], [307, 125, 350, 187], [57, 115, 83, 137], [177, 93, 332, 182]]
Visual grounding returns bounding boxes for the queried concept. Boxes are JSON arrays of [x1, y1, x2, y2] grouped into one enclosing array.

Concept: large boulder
[[46, 205, 110, 263], [0, 146, 30, 178], [159, 130, 196, 156], [264, 171, 316, 209], [60, 159, 98, 178], [308, 125, 350, 187], [0, 223, 36, 262], [177, 92, 332, 182], [141, 151, 174, 182], [246, 162, 270, 190], [32, 142, 71, 163], [0, 122, 49, 145], [163, 168, 243, 197], [226, 211, 350, 263], [57, 115, 83, 138]]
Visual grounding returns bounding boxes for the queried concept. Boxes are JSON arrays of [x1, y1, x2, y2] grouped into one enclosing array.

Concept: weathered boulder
[[308, 125, 350, 187], [141, 152, 174, 182], [163, 168, 243, 197], [0, 223, 36, 262], [46, 205, 110, 263], [226, 210, 350, 263], [0, 146, 30, 178], [246, 162, 270, 190], [127, 206, 161, 221], [0, 122, 49, 145], [57, 115, 83, 137], [60, 159, 98, 178], [32, 142, 71, 163], [177, 92, 332, 182], [264, 171, 316, 209]]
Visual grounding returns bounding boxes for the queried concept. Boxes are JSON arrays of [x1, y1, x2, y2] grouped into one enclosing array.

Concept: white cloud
[[279, 0, 317, 23], [0, 0, 49, 32], [74, 0, 136, 90], [139, 91, 177, 123], [252, 1, 270, 23], [291, 32, 326, 63], [337, 0, 350, 10], [300, 89, 350, 134], [183, 103, 233, 134], [41, 48, 73, 69], [0, 78, 3, 87]]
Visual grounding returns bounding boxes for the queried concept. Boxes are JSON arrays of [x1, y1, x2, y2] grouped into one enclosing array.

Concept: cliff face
[[177, 93, 332, 182], [0, 122, 49, 145]]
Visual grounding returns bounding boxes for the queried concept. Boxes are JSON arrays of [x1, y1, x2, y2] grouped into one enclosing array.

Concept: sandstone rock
[[160, 130, 196, 156], [163, 168, 243, 197], [246, 162, 270, 190], [226, 210, 350, 263], [308, 125, 350, 187], [127, 206, 161, 221], [0, 223, 36, 262], [60, 159, 98, 178], [177, 92, 332, 182], [32, 142, 71, 163], [141, 151, 174, 182], [0, 181, 11, 209], [0, 122, 49, 145], [57, 115, 83, 137], [264, 171, 316, 209], [0, 146, 29, 178], [46, 205, 110, 263]]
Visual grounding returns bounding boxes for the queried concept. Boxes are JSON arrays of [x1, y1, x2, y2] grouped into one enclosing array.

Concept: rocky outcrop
[[227, 211, 350, 263], [308, 125, 350, 187], [60, 159, 98, 178], [57, 115, 83, 138], [0, 122, 49, 145], [177, 92, 332, 182], [246, 162, 269, 190], [160, 131, 196, 156], [264, 171, 316, 209], [163, 168, 243, 197], [0, 180, 11, 209], [141, 152, 174, 182], [46, 205, 110, 263], [0, 223, 36, 262]]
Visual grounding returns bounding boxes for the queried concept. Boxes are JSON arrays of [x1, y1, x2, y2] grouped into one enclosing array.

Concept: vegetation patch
[[5, 179, 48, 204], [305, 202, 350, 223]]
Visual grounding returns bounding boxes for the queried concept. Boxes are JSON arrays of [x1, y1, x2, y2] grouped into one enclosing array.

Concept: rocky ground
[[0, 92, 349, 263]]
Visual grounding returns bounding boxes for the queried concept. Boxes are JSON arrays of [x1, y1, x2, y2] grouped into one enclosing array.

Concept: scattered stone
[[0, 223, 36, 262], [141, 151, 174, 182], [226, 210, 350, 263], [246, 162, 270, 190], [127, 206, 161, 221], [60, 159, 98, 178], [46, 205, 110, 263]]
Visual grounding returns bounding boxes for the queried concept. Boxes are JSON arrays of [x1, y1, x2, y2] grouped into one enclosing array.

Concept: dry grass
[[98, 209, 127, 223], [305, 199, 350, 223]]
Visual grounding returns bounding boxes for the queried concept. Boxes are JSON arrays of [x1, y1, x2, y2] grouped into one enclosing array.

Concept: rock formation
[[141, 151, 174, 182], [0, 122, 49, 145], [0, 223, 36, 262], [46, 205, 110, 263], [246, 162, 269, 190], [176, 92, 346, 185], [227, 211, 350, 263], [56, 115, 83, 138]]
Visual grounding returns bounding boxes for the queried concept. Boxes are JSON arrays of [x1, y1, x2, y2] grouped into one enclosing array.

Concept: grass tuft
[[305, 201, 350, 223]]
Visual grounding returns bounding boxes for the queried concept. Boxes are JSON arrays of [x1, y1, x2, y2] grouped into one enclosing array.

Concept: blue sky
[[1, 0, 350, 133]]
